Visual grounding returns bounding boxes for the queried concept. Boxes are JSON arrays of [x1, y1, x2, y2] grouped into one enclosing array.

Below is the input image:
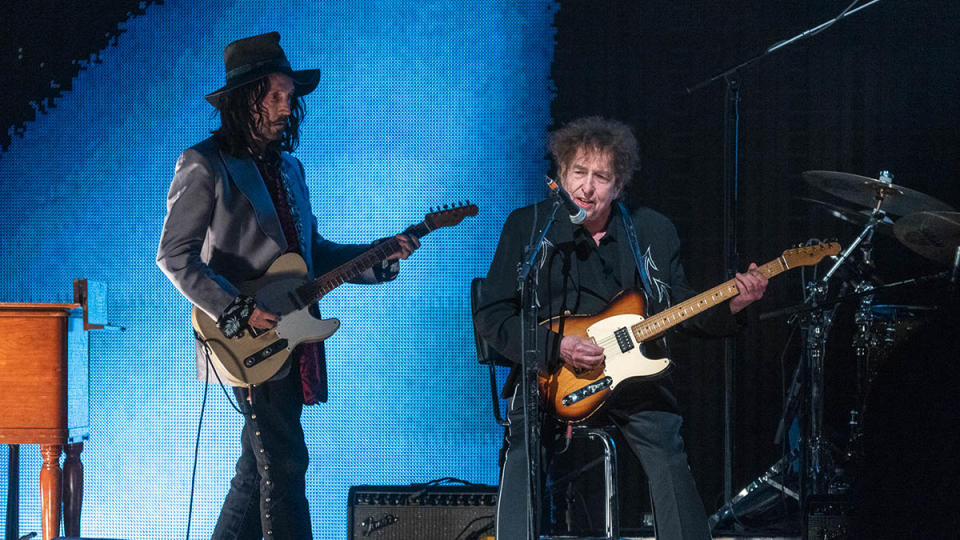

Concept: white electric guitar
[[539, 242, 841, 422], [192, 203, 478, 386]]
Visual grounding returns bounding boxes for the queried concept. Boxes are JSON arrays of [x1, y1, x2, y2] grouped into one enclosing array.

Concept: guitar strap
[[618, 200, 656, 313], [619, 201, 676, 361]]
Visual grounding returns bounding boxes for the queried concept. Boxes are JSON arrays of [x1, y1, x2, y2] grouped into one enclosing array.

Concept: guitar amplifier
[[347, 484, 497, 539]]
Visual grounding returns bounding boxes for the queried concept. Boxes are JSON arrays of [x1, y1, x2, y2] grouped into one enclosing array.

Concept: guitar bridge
[[243, 339, 289, 368], [561, 376, 613, 406]]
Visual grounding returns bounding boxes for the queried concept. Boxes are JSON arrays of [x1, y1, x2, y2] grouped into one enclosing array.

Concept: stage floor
[[543, 537, 800, 540]]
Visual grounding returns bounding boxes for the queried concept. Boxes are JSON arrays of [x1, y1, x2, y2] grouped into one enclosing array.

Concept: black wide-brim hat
[[205, 32, 320, 108]]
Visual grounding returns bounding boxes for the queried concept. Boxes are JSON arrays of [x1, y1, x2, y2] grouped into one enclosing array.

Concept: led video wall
[[0, 0, 556, 537]]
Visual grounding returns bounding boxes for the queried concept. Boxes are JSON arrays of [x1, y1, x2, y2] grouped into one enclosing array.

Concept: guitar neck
[[632, 255, 789, 341], [294, 221, 433, 305]]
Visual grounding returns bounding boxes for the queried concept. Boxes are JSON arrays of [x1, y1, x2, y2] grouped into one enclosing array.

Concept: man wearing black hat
[[157, 32, 418, 539]]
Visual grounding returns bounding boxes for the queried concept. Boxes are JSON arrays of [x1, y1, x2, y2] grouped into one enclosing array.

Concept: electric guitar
[[192, 203, 479, 386], [539, 242, 841, 422]]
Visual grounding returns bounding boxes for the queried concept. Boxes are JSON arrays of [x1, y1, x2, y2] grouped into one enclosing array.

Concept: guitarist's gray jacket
[[157, 136, 387, 388], [475, 199, 743, 412]]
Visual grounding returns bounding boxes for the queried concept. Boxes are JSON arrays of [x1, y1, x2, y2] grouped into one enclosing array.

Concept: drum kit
[[711, 169, 960, 531], [795, 170, 957, 493]]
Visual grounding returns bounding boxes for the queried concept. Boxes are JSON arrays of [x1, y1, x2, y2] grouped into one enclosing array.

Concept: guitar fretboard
[[295, 221, 433, 304], [631, 256, 788, 342]]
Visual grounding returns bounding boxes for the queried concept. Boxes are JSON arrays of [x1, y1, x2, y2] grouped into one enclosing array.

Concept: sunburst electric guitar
[[539, 242, 841, 422], [192, 203, 479, 386]]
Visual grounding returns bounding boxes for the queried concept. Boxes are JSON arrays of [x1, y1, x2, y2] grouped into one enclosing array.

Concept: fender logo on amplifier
[[359, 513, 398, 536]]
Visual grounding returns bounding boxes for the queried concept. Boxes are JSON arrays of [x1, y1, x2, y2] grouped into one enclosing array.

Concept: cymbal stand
[[846, 280, 877, 465], [796, 279, 833, 498], [798, 188, 889, 498]]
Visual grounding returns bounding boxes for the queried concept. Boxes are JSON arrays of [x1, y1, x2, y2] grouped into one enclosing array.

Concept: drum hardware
[[794, 179, 896, 497], [893, 211, 960, 266], [796, 197, 895, 238], [793, 170, 957, 498], [715, 170, 955, 531], [802, 170, 954, 217], [708, 446, 801, 530]]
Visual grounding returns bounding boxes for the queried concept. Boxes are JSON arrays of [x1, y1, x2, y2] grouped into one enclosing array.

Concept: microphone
[[545, 176, 586, 224]]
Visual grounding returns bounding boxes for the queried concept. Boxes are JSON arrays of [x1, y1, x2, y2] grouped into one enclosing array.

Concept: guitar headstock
[[781, 242, 842, 268], [425, 201, 479, 229]]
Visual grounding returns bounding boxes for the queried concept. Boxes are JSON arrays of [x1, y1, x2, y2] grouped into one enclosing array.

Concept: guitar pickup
[[243, 339, 289, 368], [614, 327, 634, 353], [561, 376, 613, 406]]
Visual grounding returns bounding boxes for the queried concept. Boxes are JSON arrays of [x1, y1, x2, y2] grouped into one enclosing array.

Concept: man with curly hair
[[475, 116, 767, 539]]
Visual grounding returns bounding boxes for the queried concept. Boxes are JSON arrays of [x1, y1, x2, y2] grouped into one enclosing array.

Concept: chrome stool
[[471, 277, 623, 539], [548, 424, 621, 540]]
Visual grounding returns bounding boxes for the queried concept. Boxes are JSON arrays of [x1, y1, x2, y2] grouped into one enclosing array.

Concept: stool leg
[[589, 430, 620, 540]]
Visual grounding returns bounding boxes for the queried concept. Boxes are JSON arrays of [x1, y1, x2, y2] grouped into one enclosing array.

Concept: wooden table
[[0, 303, 89, 540]]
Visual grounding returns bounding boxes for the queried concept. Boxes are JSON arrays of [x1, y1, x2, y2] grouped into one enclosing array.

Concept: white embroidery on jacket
[[642, 246, 671, 305]]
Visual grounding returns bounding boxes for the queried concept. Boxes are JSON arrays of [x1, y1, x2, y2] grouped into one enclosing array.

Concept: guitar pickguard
[[586, 313, 672, 385], [192, 254, 341, 386]]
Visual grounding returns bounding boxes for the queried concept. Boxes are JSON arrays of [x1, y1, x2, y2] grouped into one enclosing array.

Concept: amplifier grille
[[348, 484, 497, 539]]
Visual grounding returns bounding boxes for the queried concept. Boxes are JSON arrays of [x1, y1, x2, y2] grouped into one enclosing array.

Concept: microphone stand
[[685, 0, 885, 508], [685, 0, 884, 96], [516, 197, 564, 540]]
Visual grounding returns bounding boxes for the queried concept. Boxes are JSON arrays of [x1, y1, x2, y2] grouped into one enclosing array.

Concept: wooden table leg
[[39, 444, 62, 540], [63, 442, 83, 537]]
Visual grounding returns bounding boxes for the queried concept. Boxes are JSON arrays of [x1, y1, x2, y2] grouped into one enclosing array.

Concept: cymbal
[[796, 197, 894, 236], [803, 170, 954, 216], [894, 211, 960, 265]]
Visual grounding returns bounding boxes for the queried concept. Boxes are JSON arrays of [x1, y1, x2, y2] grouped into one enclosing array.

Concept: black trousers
[[495, 392, 712, 540], [211, 368, 311, 540]]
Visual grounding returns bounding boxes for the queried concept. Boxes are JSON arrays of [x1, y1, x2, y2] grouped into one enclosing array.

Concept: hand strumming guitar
[[249, 306, 279, 330], [560, 335, 605, 370]]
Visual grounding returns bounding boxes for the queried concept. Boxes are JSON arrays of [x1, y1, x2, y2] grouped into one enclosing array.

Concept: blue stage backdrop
[[0, 0, 556, 537]]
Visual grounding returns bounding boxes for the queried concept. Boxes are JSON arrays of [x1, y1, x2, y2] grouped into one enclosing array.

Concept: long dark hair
[[212, 76, 305, 157]]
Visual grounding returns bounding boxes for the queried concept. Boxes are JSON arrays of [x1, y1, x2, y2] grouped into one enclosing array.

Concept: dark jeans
[[496, 393, 712, 540], [211, 369, 311, 540]]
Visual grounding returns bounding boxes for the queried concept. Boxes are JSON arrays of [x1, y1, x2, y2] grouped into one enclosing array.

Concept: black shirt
[[575, 215, 625, 306], [255, 151, 302, 255]]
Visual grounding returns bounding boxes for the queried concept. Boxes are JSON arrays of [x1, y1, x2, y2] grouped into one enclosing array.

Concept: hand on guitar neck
[[385, 232, 420, 261], [560, 263, 768, 371], [246, 233, 421, 332], [728, 262, 769, 314]]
